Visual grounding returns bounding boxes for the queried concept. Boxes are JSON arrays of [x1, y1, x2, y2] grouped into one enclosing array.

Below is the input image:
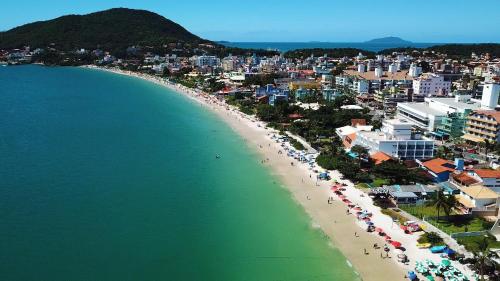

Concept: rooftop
[[422, 158, 455, 174], [426, 97, 480, 111], [474, 169, 500, 179], [460, 185, 498, 199], [344, 69, 412, 81], [370, 151, 392, 165], [452, 172, 479, 186], [398, 102, 446, 117], [473, 110, 500, 123]]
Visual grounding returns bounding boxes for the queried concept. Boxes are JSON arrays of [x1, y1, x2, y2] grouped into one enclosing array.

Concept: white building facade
[[412, 74, 451, 96], [352, 119, 435, 160]]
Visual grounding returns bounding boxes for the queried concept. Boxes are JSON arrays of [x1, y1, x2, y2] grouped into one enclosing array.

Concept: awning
[[456, 195, 475, 209], [462, 134, 484, 143]]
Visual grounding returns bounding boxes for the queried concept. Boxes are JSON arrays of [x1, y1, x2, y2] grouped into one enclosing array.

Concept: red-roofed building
[[370, 151, 392, 165], [469, 169, 500, 193], [342, 133, 357, 149], [419, 158, 456, 182], [351, 119, 367, 127]]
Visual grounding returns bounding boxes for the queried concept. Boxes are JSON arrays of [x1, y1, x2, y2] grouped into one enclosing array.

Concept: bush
[[418, 232, 444, 246]]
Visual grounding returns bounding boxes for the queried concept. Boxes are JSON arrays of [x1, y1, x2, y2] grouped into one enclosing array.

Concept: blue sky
[[1, 0, 499, 42]]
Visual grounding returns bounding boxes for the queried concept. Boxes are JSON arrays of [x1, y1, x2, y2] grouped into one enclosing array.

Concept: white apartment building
[[480, 83, 500, 110], [352, 79, 369, 94], [335, 76, 350, 86], [413, 73, 451, 96], [222, 57, 236, 72], [409, 63, 422, 77], [352, 119, 435, 160], [195, 55, 220, 67], [397, 96, 480, 132]]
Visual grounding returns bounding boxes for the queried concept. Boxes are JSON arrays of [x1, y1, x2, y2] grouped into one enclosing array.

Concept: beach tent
[[440, 259, 451, 267], [443, 248, 455, 256], [430, 245, 447, 253], [407, 271, 417, 281]]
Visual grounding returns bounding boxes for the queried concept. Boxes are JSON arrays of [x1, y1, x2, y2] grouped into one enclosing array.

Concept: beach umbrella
[[375, 227, 383, 232], [385, 236, 392, 241], [391, 241, 402, 248], [425, 275, 435, 281], [441, 259, 451, 267]]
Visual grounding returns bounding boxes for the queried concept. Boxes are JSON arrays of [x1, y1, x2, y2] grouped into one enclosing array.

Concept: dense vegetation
[[0, 8, 205, 51], [379, 43, 500, 57]]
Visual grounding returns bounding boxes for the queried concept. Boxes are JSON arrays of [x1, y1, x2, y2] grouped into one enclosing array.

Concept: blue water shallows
[[0, 65, 360, 281]]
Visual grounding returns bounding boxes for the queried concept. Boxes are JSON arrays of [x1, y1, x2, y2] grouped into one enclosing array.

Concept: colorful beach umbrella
[[391, 241, 402, 248]]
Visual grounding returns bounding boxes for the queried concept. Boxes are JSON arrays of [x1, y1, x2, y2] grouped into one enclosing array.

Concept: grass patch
[[427, 216, 494, 234], [381, 208, 408, 224], [400, 204, 444, 218], [456, 234, 500, 252], [372, 178, 390, 187]]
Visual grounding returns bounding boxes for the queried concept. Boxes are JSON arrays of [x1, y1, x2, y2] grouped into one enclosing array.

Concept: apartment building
[[463, 110, 500, 144]]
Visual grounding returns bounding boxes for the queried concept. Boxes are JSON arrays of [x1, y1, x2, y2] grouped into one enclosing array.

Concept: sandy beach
[[86, 66, 474, 281]]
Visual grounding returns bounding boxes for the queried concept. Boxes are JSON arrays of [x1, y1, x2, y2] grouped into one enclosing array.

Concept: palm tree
[[432, 191, 448, 222], [443, 194, 458, 217], [473, 236, 497, 281]]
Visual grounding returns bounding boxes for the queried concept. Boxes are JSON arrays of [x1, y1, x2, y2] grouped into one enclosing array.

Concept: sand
[[85, 66, 474, 281]]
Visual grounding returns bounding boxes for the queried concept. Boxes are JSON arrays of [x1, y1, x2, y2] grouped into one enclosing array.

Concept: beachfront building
[[463, 110, 500, 144], [350, 119, 435, 160], [468, 169, 500, 193], [386, 184, 439, 204], [455, 185, 499, 215], [255, 84, 290, 106], [412, 74, 451, 96], [418, 158, 457, 182]]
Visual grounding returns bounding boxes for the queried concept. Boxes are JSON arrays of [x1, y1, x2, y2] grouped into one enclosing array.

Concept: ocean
[[220, 42, 439, 52], [0, 65, 360, 281]]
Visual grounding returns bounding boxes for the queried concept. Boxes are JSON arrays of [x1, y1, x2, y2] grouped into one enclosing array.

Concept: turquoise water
[[0, 65, 359, 281]]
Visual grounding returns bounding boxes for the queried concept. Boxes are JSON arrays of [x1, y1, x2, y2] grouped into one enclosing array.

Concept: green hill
[[0, 8, 206, 51]]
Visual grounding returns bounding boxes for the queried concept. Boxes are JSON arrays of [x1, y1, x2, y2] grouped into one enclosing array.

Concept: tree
[[443, 195, 458, 217], [472, 237, 498, 281], [432, 191, 448, 222], [350, 145, 368, 167], [256, 104, 277, 121]]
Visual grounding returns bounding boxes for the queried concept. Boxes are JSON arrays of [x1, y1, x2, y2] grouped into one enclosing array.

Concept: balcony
[[468, 116, 498, 125]]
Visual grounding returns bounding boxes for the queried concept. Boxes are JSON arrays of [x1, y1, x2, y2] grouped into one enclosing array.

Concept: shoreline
[[83, 65, 474, 281]]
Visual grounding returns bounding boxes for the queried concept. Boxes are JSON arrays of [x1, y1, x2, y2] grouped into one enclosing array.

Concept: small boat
[[215, 155, 221, 159]]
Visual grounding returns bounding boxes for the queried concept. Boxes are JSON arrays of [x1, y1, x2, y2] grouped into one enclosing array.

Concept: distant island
[[365, 36, 412, 44]]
